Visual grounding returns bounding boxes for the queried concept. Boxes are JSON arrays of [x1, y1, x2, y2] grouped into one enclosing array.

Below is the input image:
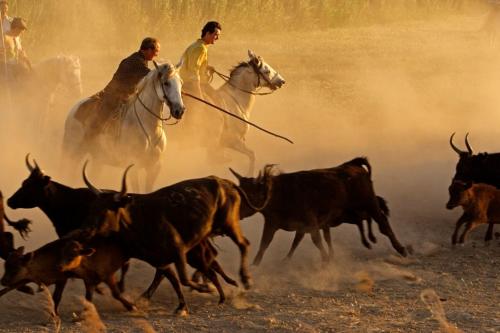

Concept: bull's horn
[[82, 160, 101, 195], [153, 60, 159, 70], [449, 133, 465, 155], [118, 164, 134, 199], [25, 153, 34, 172], [464, 133, 473, 155], [229, 167, 243, 181]]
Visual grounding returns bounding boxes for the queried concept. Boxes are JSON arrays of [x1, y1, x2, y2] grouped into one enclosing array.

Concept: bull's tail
[[376, 196, 390, 217], [344, 157, 371, 176]]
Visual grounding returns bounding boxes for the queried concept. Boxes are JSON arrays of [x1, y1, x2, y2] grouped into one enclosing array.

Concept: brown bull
[[230, 157, 407, 266], [446, 181, 500, 244]]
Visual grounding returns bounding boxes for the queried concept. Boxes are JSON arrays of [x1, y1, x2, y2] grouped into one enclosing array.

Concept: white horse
[[9, 55, 82, 131], [178, 50, 285, 176], [62, 61, 185, 192]]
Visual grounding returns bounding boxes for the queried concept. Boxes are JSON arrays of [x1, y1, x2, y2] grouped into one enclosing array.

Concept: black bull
[[230, 157, 407, 266], [449, 133, 500, 188], [65, 165, 261, 314]]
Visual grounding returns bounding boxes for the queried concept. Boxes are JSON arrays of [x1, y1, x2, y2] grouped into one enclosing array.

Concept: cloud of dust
[[420, 289, 463, 333], [1, 0, 499, 303]]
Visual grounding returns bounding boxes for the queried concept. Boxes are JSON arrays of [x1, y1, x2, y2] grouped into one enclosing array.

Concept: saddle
[[74, 93, 126, 140]]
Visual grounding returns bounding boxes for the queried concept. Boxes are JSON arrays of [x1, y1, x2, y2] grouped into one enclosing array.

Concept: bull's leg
[[204, 268, 226, 304], [52, 280, 68, 315], [322, 227, 334, 259], [118, 260, 130, 293], [373, 214, 407, 257], [484, 222, 495, 243], [226, 228, 251, 290], [285, 231, 305, 260], [173, 249, 210, 293], [355, 220, 371, 249], [141, 269, 164, 300], [452, 213, 470, 245], [253, 223, 277, 266], [367, 218, 377, 243], [458, 220, 483, 244], [104, 275, 137, 311], [210, 260, 238, 287], [310, 229, 329, 263], [160, 267, 188, 315], [83, 280, 96, 303]]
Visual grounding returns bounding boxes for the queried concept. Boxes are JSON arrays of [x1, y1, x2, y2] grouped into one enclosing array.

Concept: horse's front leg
[[145, 161, 161, 193], [221, 134, 255, 177]]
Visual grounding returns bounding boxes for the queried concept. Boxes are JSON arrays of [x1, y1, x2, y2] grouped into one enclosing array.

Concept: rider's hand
[[207, 66, 215, 75]]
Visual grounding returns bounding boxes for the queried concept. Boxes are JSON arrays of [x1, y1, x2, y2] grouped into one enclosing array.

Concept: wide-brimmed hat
[[11, 17, 27, 30]]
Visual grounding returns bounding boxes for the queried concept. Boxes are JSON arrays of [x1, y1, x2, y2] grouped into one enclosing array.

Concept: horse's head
[[58, 55, 83, 97], [154, 61, 185, 120], [247, 50, 285, 90]]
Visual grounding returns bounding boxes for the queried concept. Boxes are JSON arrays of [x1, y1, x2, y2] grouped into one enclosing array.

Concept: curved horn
[[449, 132, 465, 155], [229, 167, 244, 181], [118, 164, 134, 198], [153, 60, 159, 70], [464, 133, 473, 155], [25, 153, 34, 172], [32, 159, 41, 171], [82, 160, 101, 195]]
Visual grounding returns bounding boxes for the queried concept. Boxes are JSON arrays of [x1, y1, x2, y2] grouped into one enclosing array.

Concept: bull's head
[[8, 154, 51, 209], [449, 133, 476, 182], [229, 164, 276, 218], [58, 240, 95, 272], [82, 162, 133, 235], [1, 247, 33, 287], [446, 180, 473, 210]]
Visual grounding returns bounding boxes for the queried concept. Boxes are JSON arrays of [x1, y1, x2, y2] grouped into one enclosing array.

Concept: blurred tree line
[[5, 0, 489, 57]]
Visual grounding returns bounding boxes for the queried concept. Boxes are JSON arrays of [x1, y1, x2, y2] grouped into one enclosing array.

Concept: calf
[[446, 181, 500, 244], [0, 237, 136, 315], [231, 157, 406, 265], [141, 238, 238, 304], [287, 195, 389, 261]]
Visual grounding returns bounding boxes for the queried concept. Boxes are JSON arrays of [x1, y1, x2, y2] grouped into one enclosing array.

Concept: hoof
[[242, 278, 252, 290], [175, 306, 188, 317]]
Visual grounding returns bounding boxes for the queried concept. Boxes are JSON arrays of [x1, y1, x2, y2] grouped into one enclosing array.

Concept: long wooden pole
[[0, 14, 12, 115]]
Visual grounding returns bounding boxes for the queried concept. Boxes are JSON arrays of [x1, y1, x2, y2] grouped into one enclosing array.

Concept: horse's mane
[[135, 61, 176, 92], [229, 61, 251, 79]]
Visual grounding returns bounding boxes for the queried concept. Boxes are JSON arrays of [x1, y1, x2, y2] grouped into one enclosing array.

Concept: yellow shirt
[[179, 39, 209, 84]]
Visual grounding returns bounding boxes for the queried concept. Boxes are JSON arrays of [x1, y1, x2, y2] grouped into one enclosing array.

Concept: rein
[[182, 91, 293, 144], [213, 64, 275, 96], [131, 71, 179, 147]]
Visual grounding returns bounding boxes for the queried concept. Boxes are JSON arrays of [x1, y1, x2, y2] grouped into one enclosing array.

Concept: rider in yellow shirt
[[179, 21, 221, 103]]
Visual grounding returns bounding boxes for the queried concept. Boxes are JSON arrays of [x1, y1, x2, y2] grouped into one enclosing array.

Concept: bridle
[[214, 59, 279, 96], [134, 65, 181, 124], [132, 66, 182, 147]]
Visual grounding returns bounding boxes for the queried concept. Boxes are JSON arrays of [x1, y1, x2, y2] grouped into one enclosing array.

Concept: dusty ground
[[0, 12, 499, 333]]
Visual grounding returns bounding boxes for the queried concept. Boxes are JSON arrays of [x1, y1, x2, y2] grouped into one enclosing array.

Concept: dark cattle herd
[[0, 133, 498, 318]]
